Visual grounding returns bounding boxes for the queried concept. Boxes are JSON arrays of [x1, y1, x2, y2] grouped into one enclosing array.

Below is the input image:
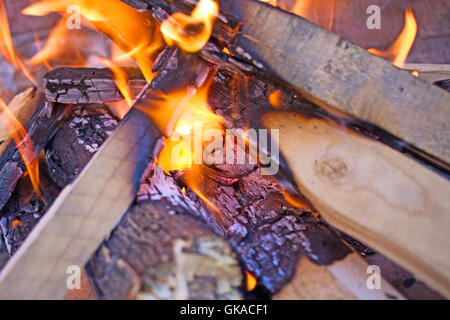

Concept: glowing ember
[[160, 0, 219, 52], [11, 219, 22, 228], [246, 270, 257, 291], [368, 9, 417, 67], [268, 89, 281, 108], [0, 90, 40, 196], [0, 0, 35, 84]]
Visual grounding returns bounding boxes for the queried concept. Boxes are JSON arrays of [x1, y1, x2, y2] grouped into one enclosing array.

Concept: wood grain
[[402, 64, 450, 82], [275, 252, 404, 300], [263, 111, 450, 298], [140, 0, 450, 164], [231, 0, 450, 164]]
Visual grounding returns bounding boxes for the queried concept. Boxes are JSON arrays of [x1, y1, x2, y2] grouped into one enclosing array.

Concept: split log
[[0, 104, 161, 299], [0, 92, 66, 212], [262, 112, 450, 298], [0, 156, 59, 257], [87, 197, 243, 300], [275, 252, 403, 300], [138, 0, 450, 165], [402, 64, 450, 82], [0, 48, 213, 299], [173, 165, 351, 294], [0, 102, 120, 272], [45, 104, 119, 188], [0, 87, 38, 156], [43, 67, 146, 104]]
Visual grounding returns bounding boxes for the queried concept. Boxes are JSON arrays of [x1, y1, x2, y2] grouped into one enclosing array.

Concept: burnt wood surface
[[87, 192, 243, 300], [0, 157, 59, 257], [0, 104, 120, 268], [174, 164, 351, 294], [45, 104, 119, 188], [44, 67, 146, 104], [132, 0, 450, 168], [0, 94, 66, 212]]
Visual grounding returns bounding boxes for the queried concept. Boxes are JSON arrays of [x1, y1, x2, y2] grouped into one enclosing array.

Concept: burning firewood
[[0, 0, 448, 301], [87, 188, 243, 300], [0, 91, 68, 211], [43, 67, 146, 104], [45, 104, 119, 188], [136, 0, 450, 166]]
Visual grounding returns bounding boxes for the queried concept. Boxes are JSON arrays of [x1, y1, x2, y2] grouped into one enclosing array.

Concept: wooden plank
[[0, 104, 162, 299], [141, 0, 450, 165], [231, 0, 450, 164], [262, 111, 450, 298], [402, 64, 450, 82], [275, 252, 404, 300], [0, 49, 212, 299]]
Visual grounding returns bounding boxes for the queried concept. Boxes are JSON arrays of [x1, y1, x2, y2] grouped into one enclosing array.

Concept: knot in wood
[[317, 158, 348, 180]]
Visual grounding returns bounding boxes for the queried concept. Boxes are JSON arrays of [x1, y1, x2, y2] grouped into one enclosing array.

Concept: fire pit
[[0, 0, 449, 301]]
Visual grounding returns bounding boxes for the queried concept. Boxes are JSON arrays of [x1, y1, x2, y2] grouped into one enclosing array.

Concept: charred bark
[[0, 94, 66, 211], [44, 67, 146, 104], [0, 157, 59, 257], [87, 197, 243, 300], [174, 164, 351, 294], [45, 104, 119, 188]]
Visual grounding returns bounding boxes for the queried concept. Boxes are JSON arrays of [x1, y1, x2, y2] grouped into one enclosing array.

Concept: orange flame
[[268, 89, 282, 108], [160, 0, 219, 52], [261, 0, 336, 31], [137, 75, 223, 212], [0, 91, 40, 196], [98, 57, 134, 107], [11, 219, 22, 228], [0, 0, 35, 84], [368, 9, 417, 67], [140, 83, 222, 172], [23, 0, 163, 83], [28, 18, 89, 69], [246, 270, 257, 291]]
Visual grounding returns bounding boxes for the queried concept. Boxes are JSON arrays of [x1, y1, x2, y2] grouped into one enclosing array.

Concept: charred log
[[86, 195, 243, 300], [44, 67, 146, 104], [174, 164, 351, 294], [0, 157, 59, 257], [45, 104, 119, 188], [0, 94, 67, 211]]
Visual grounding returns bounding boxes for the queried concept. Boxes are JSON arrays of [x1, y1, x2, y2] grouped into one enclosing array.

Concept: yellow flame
[[98, 57, 133, 107], [246, 270, 257, 291], [23, 0, 163, 83], [368, 9, 417, 67], [160, 0, 219, 52], [28, 18, 88, 68]]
